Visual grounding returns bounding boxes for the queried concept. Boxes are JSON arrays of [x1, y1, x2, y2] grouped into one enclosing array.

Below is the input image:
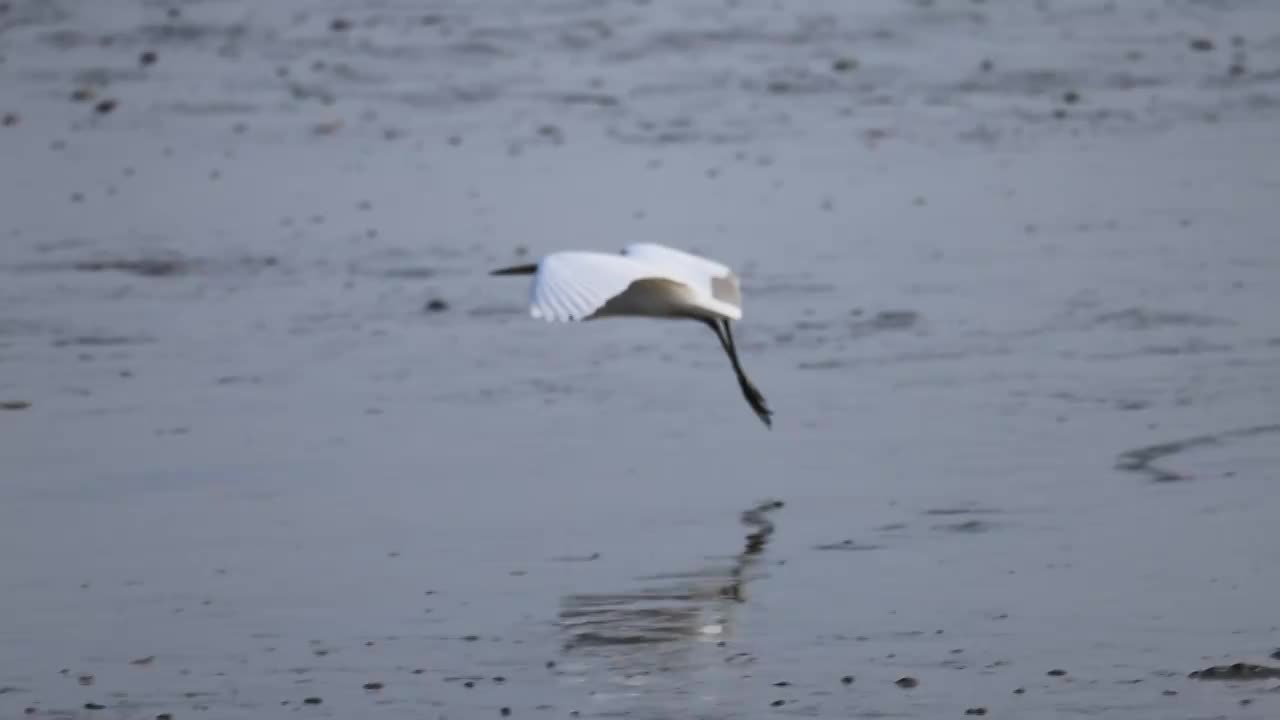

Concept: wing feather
[[529, 251, 660, 322], [620, 243, 743, 319]]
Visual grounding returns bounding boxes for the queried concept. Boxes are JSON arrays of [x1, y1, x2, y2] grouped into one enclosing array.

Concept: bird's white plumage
[[523, 243, 743, 323], [528, 252, 658, 322]]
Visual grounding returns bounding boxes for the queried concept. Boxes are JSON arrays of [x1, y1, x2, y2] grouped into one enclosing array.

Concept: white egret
[[490, 243, 772, 428]]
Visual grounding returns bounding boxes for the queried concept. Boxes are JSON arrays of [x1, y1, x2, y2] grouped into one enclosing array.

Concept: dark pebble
[[302, 697, 322, 705], [362, 682, 383, 691], [1189, 37, 1214, 52], [770, 699, 785, 707], [1013, 687, 1025, 694], [1229, 63, 1246, 77], [156, 714, 173, 720], [424, 298, 449, 313], [964, 708, 988, 716], [895, 677, 919, 688], [411, 668, 425, 675], [330, 18, 352, 32], [0, 400, 31, 410], [1271, 648, 1280, 661], [832, 57, 858, 72], [24, 709, 36, 715], [71, 87, 96, 102], [500, 709, 511, 717], [139, 51, 157, 66], [841, 675, 854, 685], [94, 99, 118, 115], [84, 703, 106, 710], [493, 676, 506, 683], [772, 681, 790, 687], [1062, 90, 1080, 104], [463, 681, 475, 688], [1162, 690, 1177, 696], [1047, 669, 1067, 677], [1, 112, 17, 127]]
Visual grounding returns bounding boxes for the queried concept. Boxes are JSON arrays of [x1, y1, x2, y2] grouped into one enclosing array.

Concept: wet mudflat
[[2, 0, 1280, 718]]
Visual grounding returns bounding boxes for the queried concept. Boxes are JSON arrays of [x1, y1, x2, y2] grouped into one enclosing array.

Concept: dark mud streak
[[1115, 424, 1280, 483]]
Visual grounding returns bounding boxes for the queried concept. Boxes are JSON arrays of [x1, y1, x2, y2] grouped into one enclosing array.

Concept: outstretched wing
[[621, 243, 743, 317], [529, 251, 660, 322]]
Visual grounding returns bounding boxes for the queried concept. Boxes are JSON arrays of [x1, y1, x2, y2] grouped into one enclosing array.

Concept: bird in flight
[[490, 243, 772, 428]]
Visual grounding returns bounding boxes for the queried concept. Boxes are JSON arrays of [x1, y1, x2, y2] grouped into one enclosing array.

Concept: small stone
[[362, 681, 383, 691], [1, 112, 17, 127], [463, 681, 475, 688], [1013, 687, 1025, 694], [1062, 90, 1080, 104], [424, 298, 449, 313], [139, 51, 158, 66], [1047, 668, 1068, 677], [964, 708, 988, 716], [895, 677, 919, 688], [302, 697, 322, 705], [1189, 37, 1214, 52], [330, 18, 352, 32], [500, 709, 511, 717], [832, 57, 858, 72], [770, 699, 785, 707], [0, 400, 31, 410], [156, 714, 173, 720], [1162, 690, 1177, 696], [131, 655, 155, 665], [841, 675, 854, 685], [94, 99, 118, 115], [84, 703, 106, 710], [78, 674, 95, 686], [493, 676, 506, 683]]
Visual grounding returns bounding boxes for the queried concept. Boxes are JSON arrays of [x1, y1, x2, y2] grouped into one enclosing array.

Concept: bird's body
[[491, 243, 772, 427]]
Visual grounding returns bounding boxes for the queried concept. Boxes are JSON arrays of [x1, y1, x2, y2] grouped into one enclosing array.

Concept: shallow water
[[2, 0, 1280, 718]]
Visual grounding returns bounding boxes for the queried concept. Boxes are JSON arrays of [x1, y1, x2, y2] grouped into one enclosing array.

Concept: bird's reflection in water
[[555, 500, 783, 706]]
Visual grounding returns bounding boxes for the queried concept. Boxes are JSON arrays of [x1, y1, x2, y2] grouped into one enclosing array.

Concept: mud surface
[[2, 0, 1280, 718]]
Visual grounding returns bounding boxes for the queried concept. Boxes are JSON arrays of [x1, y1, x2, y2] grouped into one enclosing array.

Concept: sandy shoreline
[[3, 0, 1280, 717]]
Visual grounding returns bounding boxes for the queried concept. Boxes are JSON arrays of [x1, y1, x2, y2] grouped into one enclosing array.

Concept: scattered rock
[[139, 50, 157, 66], [84, 703, 106, 710], [500, 709, 511, 717], [78, 674, 95, 686], [1013, 687, 1025, 694], [94, 99, 118, 115], [772, 681, 790, 687], [895, 677, 919, 688], [362, 681, 383, 691], [964, 709, 988, 716], [72, 87, 96, 102], [1189, 37, 1214, 52], [832, 57, 858, 73], [1189, 662, 1280, 680], [1062, 90, 1081, 104], [424, 298, 449, 313], [2, 112, 19, 127], [770, 699, 785, 707], [156, 714, 172, 720], [841, 675, 854, 685], [0, 401, 31, 410], [330, 18, 352, 32], [302, 697, 322, 705], [131, 655, 155, 666], [1047, 668, 1068, 677]]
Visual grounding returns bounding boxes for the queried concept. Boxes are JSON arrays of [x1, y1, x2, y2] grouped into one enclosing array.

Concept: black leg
[[702, 318, 773, 428]]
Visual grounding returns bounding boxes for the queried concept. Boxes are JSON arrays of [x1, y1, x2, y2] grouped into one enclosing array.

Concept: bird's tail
[[490, 263, 538, 276]]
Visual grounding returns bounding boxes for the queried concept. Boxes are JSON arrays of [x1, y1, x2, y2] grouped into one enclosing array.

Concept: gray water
[[2, 0, 1280, 718]]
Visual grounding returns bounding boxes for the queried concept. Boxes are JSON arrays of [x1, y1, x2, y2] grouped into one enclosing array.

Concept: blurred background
[[2, 1, 1279, 718]]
